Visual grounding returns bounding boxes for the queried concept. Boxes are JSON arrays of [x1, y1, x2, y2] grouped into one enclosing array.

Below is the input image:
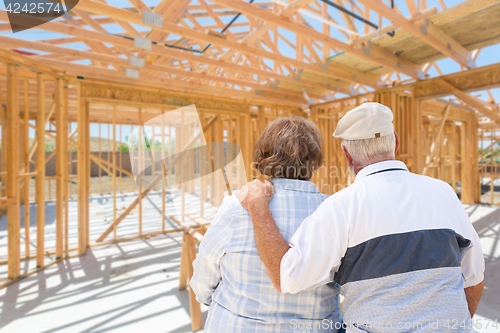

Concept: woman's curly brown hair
[[252, 116, 323, 180]]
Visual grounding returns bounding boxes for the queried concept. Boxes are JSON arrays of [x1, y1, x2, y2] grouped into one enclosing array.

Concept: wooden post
[[77, 85, 88, 254], [36, 73, 45, 267], [138, 107, 142, 236], [460, 121, 474, 203], [213, 116, 223, 206], [23, 79, 30, 257], [199, 115, 206, 219], [423, 104, 450, 176], [120, 124, 123, 194], [131, 124, 134, 191], [64, 80, 69, 257], [55, 78, 65, 258], [411, 92, 422, 174], [257, 105, 266, 134], [85, 101, 91, 245], [99, 123, 101, 195], [450, 122, 457, 193], [178, 233, 189, 291], [161, 109, 166, 231], [1, 105, 7, 203], [186, 233, 202, 332], [470, 115, 480, 203], [491, 133, 494, 204], [438, 123, 446, 180], [188, 121, 195, 194], [108, 123, 111, 194], [181, 114, 186, 222], [113, 104, 117, 240], [6, 63, 21, 279], [244, 108, 251, 181]]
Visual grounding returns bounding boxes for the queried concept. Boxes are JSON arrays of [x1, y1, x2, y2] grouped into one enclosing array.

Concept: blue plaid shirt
[[191, 178, 342, 332]]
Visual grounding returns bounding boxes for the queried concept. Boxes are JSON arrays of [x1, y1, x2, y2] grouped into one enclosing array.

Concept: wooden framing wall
[[478, 125, 500, 206], [310, 88, 479, 202], [0, 53, 494, 289]]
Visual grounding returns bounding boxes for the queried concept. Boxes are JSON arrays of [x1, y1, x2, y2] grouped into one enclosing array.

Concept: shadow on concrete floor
[[0, 234, 207, 333]]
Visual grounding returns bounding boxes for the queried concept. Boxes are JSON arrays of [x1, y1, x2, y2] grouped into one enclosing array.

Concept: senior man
[[237, 103, 485, 332]]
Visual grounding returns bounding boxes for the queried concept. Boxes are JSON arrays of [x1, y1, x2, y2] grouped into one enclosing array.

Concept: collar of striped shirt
[[354, 160, 409, 183], [270, 178, 320, 193]]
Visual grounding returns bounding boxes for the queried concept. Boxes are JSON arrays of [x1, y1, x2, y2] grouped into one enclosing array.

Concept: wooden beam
[[281, 0, 316, 18], [90, 153, 134, 178], [0, 48, 60, 77], [350, 7, 437, 47], [77, 86, 89, 254], [113, 104, 117, 240], [6, 63, 21, 279], [0, 36, 318, 99], [22, 79, 30, 258], [0, 197, 16, 206], [210, 0, 315, 69], [74, 1, 381, 86], [0, 12, 339, 95], [480, 139, 500, 156], [55, 78, 65, 258], [95, 115, 217, 242], [33, 57, 306, 106], [36, 72, 45, 267], [357, 0, 472, 68], [434, 77, 500, 124], [423, 104, 450, 175], [210, 0, 422, 80], [170, 215, 204, 242]]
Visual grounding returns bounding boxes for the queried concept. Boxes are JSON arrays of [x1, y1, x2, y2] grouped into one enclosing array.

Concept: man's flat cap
[[332, 102, 394, 140]]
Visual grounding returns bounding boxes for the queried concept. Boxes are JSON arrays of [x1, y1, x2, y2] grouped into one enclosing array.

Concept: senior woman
[[191, 117, 342, 332]]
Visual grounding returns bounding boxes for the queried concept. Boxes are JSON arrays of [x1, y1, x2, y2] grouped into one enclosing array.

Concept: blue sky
[[0, 0, 498, 141]]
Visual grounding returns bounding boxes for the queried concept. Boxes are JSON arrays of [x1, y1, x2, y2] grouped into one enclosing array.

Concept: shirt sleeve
[[190, 196, 234, 306], [445, 186, 485, 288], [280, 201, 348, 294], [457, 207, 485, 288]]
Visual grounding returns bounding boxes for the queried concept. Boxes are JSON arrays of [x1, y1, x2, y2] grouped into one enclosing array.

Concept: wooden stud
[[450, 122, 456, 192], [6, 63, 21, 279], [55, 78, 65, 258], [138, 107, 142, 236], [23, 79, 30, 258], [99, 123, 102, 195], [423, 105, 450, 176], [36, 73, 45, 267], [64, 80, 69, 257], [161, 109, 166, 231], [95, 116, 217, 242], [186, 232, 202, 332], [113, 104, 117, 240]]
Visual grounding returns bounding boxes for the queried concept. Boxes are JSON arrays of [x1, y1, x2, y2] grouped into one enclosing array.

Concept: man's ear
[[341, 145, 353, 167], [394, 132, 400, 155]]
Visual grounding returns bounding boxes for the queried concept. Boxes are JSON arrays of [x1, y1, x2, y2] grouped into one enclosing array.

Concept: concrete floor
[[0, 187, 218, 270], [0, 234, 209, 332], [0, 198, 498, 332], [464, 203, 500, 332]]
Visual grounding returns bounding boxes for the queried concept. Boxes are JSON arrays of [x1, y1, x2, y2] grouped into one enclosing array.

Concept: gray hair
[[341, 133, 396, 167]]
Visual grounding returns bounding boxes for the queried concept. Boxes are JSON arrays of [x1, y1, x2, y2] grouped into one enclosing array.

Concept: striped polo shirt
[[280, 160, 485, 333]]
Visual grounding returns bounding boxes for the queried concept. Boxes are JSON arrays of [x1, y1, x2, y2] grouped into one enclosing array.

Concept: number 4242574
[[6, 2, 64, 14]]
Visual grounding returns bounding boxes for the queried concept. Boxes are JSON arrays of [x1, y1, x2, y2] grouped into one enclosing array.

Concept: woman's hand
[[236, 179, 274, 211]]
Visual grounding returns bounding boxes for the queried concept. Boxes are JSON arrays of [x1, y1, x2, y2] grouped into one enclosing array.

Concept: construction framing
[[0, 2, 500, 327]]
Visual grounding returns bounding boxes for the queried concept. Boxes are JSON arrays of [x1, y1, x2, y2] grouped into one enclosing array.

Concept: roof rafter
[[0, 10, 346, 94], [357, 0, 474, 69], [75, 0, 380, 87], [210, 0, 422, 79]]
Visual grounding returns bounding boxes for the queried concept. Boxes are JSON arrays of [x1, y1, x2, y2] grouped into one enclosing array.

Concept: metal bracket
[[143, 10, 163, 28], [134, 36, 152, 51]]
